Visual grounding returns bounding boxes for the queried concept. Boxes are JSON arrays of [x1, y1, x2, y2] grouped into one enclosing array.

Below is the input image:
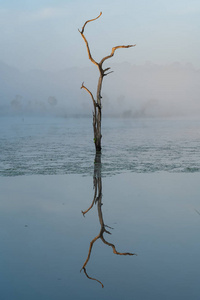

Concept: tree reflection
[[80, 153, 136, 288]]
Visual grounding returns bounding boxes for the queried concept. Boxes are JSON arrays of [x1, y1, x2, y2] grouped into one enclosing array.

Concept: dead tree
[[79, 12, 135, 152]]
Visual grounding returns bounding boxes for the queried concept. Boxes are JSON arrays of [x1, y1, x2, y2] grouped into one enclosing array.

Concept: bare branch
[[103, 67, 113, 76], [79, 13, 102, 68], [79, 33, 99, 67], [104, 71, 114, 76], [81, 82, 96, 110], [100, 44, 136, 66], [103, 67, 111, 72], [80, 12, 102, 34]]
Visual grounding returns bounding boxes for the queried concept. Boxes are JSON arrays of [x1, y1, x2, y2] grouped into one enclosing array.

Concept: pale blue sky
[[0, 0, 199, 70]]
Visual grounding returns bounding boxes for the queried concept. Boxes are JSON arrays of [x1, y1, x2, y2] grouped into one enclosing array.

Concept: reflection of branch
[[82, 267, 104, 288], [101, 236, 136, 256], [81, 154, 136, 287], [81, 215, 136, 272], [80, 233, 100, 270], [81, 197, 96, 216], [81, 206, 136, 287], [81, 177, 97, 216]]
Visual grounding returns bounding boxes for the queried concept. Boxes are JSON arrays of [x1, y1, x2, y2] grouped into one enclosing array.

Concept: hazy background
[[0, 0, 200, 117]]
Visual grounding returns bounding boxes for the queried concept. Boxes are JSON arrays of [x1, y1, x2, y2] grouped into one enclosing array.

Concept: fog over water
[[0, 61, 200, 118]]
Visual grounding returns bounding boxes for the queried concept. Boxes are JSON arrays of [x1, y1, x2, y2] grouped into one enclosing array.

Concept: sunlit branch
[[78, 13, 102, 68], [80, 12, 102, 34], [100, 45, 136, 67]]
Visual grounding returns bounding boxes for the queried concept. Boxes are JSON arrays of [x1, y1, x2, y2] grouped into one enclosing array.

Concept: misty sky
[[0, 0, 200, 71]]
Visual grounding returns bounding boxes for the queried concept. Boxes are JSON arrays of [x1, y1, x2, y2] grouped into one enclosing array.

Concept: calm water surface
[[0, 116, 200, 299]]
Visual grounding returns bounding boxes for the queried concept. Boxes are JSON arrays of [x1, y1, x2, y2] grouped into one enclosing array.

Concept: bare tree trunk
[[95, 74, 103, 151], [79, 12, 135, 153]]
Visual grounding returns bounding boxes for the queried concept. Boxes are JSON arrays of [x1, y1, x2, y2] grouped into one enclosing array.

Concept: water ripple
[[1, 116, 200, 176]]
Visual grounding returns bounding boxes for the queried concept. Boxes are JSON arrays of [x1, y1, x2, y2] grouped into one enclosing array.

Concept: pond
[[0, 116, 200, 299]]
